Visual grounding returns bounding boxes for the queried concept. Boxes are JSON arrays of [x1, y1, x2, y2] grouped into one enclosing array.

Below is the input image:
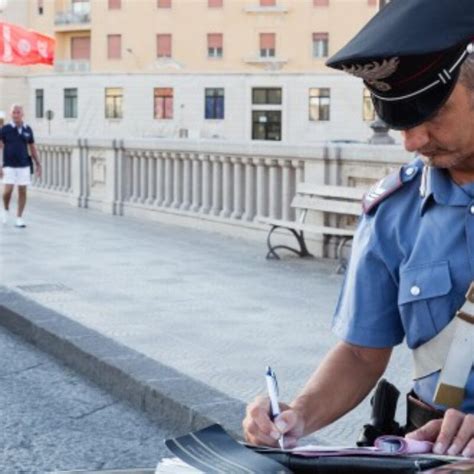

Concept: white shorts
[[2, 167, 31, 186]]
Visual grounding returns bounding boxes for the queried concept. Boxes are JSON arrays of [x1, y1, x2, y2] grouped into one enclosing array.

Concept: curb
[[0, 286, 246, 438]]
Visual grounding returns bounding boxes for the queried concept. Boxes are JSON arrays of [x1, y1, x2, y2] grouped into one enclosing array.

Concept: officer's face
[[401, 83, 474, 181]]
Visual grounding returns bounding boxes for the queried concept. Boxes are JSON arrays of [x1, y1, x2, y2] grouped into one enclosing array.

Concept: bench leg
[[336, 236, 352, 274], [266, 226, 314, 260]]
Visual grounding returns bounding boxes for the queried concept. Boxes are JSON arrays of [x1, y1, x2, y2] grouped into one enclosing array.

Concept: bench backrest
[[296, 182, 366, 201], [291, 183, 367, 217]]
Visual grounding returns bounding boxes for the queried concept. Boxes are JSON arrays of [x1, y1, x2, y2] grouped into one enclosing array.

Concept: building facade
[[2, 0, 397, 143]]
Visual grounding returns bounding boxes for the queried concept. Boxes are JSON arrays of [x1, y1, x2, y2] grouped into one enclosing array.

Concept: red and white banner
[[0, 22, 55, 66]]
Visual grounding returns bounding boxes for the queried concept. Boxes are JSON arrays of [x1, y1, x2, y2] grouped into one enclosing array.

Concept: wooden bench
[[258, 182, 367, 273]]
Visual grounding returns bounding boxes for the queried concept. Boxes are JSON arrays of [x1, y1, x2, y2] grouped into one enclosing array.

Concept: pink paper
[[374, 436, 434, 454]]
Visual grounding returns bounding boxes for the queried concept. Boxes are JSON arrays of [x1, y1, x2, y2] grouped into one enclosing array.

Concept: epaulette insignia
[[362, 170, 403, 214]]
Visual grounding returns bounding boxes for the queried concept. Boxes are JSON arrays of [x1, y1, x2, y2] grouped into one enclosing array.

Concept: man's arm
[[243, 341, 392, 446], [0, 137, 3, 178], [28, 143, 41, 176]]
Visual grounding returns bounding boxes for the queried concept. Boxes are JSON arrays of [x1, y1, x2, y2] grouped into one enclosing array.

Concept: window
[[312, 32, 328, 58], [157, 0, 171, 7], [207, 34, 223, 58], [252, 88, 282, 105], [72, 0, 90, 15], [259, 33, 275, 58], [35, 89, 44, 118], [64, 88, 78, 119], [154, 88, 173, 119], [313, 0, 329, 5], [107, 34, 122, 59], [157, 34, 172, 58], [38, 0, 44, 14], [105, 88, 123, 119], [208, 0, 223, 7], [205, 88, 224, 119], [71, 36, 91, 60], [363, 88, 375, 122], [108, 0, 121, 9], [260, 0, 275, 5], [309, 88, 330, 121], [252, 111, 281, 141]]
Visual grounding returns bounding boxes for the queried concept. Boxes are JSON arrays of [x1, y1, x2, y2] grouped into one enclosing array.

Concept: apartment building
[[2, 0, 392, 143]]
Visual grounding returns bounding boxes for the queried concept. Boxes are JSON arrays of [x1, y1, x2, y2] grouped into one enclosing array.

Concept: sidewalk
[[0, 196, 412, 446]]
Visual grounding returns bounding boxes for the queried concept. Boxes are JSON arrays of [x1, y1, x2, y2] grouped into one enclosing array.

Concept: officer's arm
[[291, 341, 392, 436]]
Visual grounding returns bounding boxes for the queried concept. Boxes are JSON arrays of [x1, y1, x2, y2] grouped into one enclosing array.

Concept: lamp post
[[368, 116, 395, 145]]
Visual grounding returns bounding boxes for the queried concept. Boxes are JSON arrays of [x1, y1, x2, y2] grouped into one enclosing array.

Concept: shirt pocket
[[398, 261, 453, 348]]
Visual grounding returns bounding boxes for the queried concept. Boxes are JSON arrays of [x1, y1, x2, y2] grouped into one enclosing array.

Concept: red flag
[[0, 22, 55, 66]]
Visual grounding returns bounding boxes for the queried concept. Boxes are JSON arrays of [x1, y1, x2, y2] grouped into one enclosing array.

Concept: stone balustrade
[[32, 137, 412, 255]]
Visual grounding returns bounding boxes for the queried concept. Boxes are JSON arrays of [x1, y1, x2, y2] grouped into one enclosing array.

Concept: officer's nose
[[401, 125, 430, 153]]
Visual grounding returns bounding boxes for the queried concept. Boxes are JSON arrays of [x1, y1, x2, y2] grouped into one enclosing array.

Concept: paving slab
[[0, 197, 412, 446]]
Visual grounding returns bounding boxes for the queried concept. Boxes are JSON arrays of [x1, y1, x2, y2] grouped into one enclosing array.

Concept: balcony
[[55, 2, 91, 30], [54, 60, 90, 73], [243, 55, 288, 70], [244, 3, 289, 13]]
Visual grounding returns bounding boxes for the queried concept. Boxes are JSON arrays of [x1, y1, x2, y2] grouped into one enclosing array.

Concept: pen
[[265, 366, 285, 450]]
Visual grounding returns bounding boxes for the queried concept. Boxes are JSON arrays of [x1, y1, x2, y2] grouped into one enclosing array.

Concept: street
[[0, 326, 180, 473]]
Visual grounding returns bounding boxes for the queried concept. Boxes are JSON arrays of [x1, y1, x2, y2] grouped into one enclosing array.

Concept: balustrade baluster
[[146, 153, 156, 206], [231, 157, 243, 220], [242, 157, 256, 222], [58, 151, 64, 192], [139, 153, 148, 203], [66, 151, 72, 192], [280, 159, 292, 221], [210, 155, 222, 216], [255, 157, 267, 220], [267, 158, 280, 219], [48, 149, 54, 189], [164, 152, 173, 207], [131, 152, 139, 203], [153, 152, 165, 207], [172, 153, 182, 209], [191, 154, 202, 212], [220, 156, 232, 218], [181, 153, 192, 211], [199, 154, 211, 214]]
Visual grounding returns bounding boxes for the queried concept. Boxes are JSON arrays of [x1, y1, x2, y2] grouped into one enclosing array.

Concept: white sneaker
[[2, 209, 8, 225], [15, 217, 26, 228]]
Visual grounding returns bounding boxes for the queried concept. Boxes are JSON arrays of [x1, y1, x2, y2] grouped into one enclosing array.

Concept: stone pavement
[[0, 325, 180, 473], [0, 195, 412, 447]]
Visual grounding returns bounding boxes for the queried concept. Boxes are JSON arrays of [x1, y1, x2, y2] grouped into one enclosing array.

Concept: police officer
[[0, 104, 41, 228], [243, 0, 474, 458]]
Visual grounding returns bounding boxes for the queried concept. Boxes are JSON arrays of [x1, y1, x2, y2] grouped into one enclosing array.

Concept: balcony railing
[[243, 55, 288, 70], [55, 3, 90, 26], [54, 60, 90, 73]]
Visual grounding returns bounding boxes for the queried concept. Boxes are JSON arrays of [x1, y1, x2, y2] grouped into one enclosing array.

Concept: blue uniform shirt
[[332, 157, 474, 412], [0, 123, 34, 168]]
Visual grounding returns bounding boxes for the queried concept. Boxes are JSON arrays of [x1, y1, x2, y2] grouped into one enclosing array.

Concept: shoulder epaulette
[[362, 169, 404, 214], [362, 159, 423, 214]]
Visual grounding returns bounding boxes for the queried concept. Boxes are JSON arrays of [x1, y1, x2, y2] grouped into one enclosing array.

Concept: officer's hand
[[406, 408, 474, 457], [243, 395, 305, 448], [35, 163, 42, 178]]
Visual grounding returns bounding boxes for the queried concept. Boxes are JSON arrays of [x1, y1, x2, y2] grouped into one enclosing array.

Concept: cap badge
[[341, 57, 400, 91]]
